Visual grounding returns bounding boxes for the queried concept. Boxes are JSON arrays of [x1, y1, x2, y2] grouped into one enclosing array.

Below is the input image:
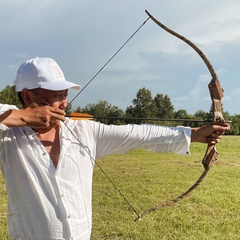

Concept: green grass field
[[0, 136, 239, 239]]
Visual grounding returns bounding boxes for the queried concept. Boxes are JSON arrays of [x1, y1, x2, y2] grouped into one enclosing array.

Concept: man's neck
[[36, 125, 61, 168]]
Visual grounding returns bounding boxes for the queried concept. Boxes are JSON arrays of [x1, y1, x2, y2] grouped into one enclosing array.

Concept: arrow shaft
[[66, 114, 226, 123]]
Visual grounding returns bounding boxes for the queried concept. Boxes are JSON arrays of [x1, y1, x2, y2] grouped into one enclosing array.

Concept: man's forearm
[[0, 106, 65, 129], [0, 109, 28, 127]]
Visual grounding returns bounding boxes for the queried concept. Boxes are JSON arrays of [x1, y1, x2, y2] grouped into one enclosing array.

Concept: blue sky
[[1, 0, 240, 115]]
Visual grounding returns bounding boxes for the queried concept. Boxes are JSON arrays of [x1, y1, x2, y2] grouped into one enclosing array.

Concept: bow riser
[[208, 78, 225, 124], [212, 99, 224, 124]]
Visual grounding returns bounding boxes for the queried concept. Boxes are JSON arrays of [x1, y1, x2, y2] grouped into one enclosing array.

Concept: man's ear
[[21, 89, 32, 105]]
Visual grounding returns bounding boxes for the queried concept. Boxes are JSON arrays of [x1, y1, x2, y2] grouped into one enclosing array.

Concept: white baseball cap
[[14, 57, 81, 92]]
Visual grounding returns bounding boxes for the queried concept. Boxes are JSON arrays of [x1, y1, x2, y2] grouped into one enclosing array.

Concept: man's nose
[[59, 98, 68, 110]]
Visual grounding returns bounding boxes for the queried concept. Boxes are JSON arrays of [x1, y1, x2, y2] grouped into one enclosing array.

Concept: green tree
[[194, 109, 209, 120], [0, 85, 21, 108], [223, 110, 231, 122], [154, 93, 174, 119], [65, 103, 73, 116], [126, 88, 157, 123], [174, 109, 191, 119], [80, 100, 124, 125], [227, 114, 240, 135], [173, 109, 198, 127]]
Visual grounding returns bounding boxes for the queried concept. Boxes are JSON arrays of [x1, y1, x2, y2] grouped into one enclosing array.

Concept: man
[[0, 57, 230, 240]]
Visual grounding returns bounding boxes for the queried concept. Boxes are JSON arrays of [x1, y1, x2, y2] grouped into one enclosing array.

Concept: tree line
[[0, 85, 239, 135]]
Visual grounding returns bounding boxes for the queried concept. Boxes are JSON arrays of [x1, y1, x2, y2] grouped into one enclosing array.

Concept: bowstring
[[67, 16, 150, 107], [65, 16, 151, 218], [63, 122, 140, 219]]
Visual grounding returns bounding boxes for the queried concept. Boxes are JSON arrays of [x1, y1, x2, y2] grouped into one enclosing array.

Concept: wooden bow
[[133, 10, 225, 221]]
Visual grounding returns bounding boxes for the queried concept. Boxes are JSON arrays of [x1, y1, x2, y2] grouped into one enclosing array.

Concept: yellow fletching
[[69, 113, 94, 120]]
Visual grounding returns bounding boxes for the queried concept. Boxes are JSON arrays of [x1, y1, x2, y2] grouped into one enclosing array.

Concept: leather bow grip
[[202, 77, 225, 170]]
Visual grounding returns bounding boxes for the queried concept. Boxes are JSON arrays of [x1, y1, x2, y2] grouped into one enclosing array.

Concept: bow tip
[[134, 215, 142, 222], [145, 10, 150, 16]]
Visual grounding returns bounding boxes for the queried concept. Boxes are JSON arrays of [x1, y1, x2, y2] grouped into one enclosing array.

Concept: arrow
[[67, 112, 231, 123]]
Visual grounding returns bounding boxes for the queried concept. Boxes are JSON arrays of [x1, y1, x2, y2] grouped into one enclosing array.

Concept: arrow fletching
[[68, 113, 94, 120]]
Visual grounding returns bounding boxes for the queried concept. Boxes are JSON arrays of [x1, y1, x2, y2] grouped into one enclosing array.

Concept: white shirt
[[0, 104, 191, 240]]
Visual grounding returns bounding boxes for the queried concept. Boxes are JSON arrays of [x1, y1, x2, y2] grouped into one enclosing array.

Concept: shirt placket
[[29, 129, 73, 238]]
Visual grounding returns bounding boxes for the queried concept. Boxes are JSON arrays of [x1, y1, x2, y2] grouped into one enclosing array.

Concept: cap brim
[[40, 80, 81, 91]]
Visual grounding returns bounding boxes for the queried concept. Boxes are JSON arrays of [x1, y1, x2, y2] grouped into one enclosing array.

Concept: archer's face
[[25, 88, 69, 110]]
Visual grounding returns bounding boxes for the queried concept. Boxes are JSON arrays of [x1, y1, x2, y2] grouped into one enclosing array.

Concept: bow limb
[[135, 11, 226, 221], [145, 10, 217, 79]]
